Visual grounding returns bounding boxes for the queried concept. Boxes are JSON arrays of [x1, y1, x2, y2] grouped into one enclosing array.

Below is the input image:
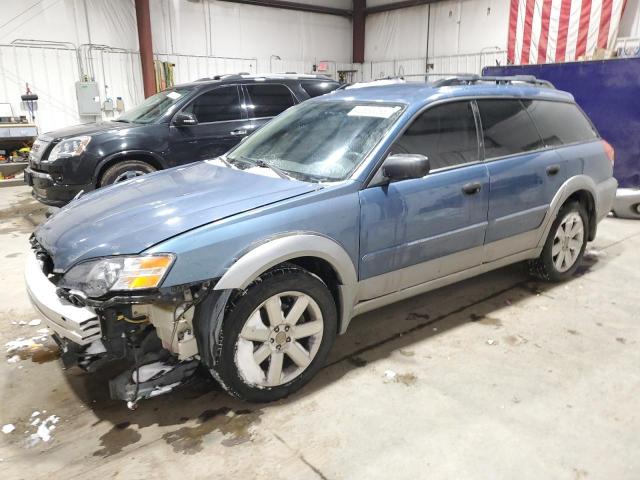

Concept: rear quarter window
[[245, 84, 295, 118], [477, 99, 544, 159], [301, 81, 340, 98], [524, 100, 598, 146]]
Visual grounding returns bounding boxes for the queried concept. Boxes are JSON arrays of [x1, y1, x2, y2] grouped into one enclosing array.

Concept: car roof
[[318, 80, 575, 107], [175, 73, 337, 89]]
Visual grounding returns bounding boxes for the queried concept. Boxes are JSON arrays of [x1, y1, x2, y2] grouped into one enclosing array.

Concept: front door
[[358, 101, 490, 301], [168, 85, 249, 165], [476, 99, 569, 261]]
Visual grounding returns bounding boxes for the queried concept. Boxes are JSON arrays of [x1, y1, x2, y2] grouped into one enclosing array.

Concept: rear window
[[477, 99, 544, 159], [301, 81, 340, 98], [524, 100, 598, 146], [245, 84, 295, 118]]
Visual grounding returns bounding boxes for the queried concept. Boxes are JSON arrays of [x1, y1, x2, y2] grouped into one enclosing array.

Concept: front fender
[[93, 150, 166, 183]]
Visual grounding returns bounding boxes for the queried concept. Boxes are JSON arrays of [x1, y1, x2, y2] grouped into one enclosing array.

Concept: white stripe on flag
[[530, 0, 544, 64], [586, 0, 602, 54], [564, 0, 583, 61], [608, 0, 625, 49], [546, 0, 563, 62]]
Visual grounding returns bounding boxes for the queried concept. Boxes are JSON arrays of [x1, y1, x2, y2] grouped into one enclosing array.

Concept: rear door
[[478, 98, 568, 261], [241, 83, 297, 133], [168, 85, 248, 163], [358, 101, 490, 300]]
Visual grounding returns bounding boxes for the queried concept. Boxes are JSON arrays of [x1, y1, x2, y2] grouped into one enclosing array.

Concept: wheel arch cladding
[[95, 152, 163, 185], [565, 189, 597, 240]]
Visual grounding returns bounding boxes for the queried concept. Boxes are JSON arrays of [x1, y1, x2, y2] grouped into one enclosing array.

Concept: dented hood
[[35, 161, 318, 272]]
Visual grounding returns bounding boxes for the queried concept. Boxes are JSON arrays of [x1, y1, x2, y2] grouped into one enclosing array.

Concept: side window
[[245, 84, 295, 118], [477, 99, 544, 159], [184, 86, 242, 123], [392, 101, 479, 170], [301, 81, 340, 98], [524, 100, 598, 146]]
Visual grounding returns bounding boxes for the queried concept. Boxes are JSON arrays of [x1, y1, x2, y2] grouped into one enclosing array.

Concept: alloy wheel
[[234, 291, 324, 388], [552, 212, 584, 272], [114, 169, 146, 183]]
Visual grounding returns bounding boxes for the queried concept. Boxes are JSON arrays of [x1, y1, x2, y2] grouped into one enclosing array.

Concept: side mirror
[[382, 154, 430, 182], [173, 112, 198, 127]]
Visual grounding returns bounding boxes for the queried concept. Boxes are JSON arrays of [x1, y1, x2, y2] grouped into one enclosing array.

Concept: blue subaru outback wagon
[[26, 76, 617, 405]]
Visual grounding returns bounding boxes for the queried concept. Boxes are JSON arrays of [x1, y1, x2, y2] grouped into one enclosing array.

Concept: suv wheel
[[99, 160, 156, 186], [529, 201, 588, 281], [212, 264, 337, 402]]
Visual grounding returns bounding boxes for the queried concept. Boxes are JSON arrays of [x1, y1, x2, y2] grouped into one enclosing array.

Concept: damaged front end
[[25, 238, 224, 409]]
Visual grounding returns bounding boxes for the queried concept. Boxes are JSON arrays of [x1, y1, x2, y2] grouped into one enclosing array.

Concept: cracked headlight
[[61, 254, 175, 298], [47, 136, 92, 162]]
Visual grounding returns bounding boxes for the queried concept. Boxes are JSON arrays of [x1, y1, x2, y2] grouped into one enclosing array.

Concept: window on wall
[[477, 99, 544, 159], [392, 101, 479, 170], [244, 84, 295, 118], [523, 100, 598, 146], [186, 86, 242, 123]]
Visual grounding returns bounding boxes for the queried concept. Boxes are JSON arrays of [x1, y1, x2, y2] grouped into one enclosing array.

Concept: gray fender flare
[[214, 233, 358, 334], [535, 175, 598, 251]]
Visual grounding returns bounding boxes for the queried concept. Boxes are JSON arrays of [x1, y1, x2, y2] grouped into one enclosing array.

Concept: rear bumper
[[595, 177, 618, 222], [24, 167, 92, 207], [24, 251, 102, 346], [612, 188, 640, 219]]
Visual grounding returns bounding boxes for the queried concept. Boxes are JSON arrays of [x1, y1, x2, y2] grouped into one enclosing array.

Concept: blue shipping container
[[484, 57, 640, 189]]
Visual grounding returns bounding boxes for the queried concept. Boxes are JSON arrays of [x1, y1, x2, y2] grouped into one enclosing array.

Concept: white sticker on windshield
[[167, 91, 182, 100], [347, 105, 400, 118]]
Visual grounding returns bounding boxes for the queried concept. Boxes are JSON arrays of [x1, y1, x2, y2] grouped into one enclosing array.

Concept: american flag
[[507, 0, 628, 65]]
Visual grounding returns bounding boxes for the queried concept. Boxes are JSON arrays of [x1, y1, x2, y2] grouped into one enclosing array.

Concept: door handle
[[546, 164, 560, 176], [462, 182, 482, 195], [230, 129, 247, 136]]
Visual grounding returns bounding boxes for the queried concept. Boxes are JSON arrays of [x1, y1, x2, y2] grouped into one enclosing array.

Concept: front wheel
[[99, 160, 156, 187], [212, 264, 337, 402], [529, 201, 588, 281]]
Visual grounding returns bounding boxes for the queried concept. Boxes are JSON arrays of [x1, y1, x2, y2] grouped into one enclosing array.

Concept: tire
[[99, 160, 156, 187], [212, 264, 337, 402], [528, 201, 589, 281]]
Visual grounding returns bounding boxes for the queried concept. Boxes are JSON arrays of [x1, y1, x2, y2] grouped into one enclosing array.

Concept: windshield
[[116, 88, 193, 124], [226, 100, 404, 182]]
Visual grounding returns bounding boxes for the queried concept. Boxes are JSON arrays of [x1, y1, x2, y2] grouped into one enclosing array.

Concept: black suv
[[25, 74, 339, 206]]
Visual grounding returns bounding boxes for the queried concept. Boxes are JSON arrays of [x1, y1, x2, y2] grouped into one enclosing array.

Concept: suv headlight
[[60, 254, 175, 298], [47, 136, 92, 162]]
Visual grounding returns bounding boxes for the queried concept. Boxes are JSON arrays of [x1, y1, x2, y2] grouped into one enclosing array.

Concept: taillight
[[602, 139, 615, 165]]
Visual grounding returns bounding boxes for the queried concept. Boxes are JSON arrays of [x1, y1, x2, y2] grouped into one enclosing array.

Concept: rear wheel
[[212, 264, 337, 402], [99, 160, 156, 187], [529, 201, 588, 281]]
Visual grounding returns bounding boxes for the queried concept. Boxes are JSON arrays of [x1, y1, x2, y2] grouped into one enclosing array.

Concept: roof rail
[[432, 74, 555, 88]]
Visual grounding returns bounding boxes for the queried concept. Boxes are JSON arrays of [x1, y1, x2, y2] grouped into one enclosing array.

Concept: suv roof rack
[[432, 74, 555, 89], [195, 73, 332, 82]]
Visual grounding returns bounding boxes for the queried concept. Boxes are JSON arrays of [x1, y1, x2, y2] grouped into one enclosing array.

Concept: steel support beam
[[365, 0, 442, 15], [353, 0, 366, 63], [216, 0, 352, 17], [134, 0, 156, 98]]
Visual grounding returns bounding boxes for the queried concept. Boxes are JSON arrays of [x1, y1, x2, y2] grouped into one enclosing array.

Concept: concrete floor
[[0, 184, 639, 480]]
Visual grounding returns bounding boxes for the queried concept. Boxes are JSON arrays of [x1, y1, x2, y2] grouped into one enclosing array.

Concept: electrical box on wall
[[75, 81, 101, 115]]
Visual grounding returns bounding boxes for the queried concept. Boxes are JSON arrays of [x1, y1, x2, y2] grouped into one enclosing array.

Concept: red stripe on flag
[[555, 0, 573, 62], [597, 0, 613, 49], [507, 0, 520, 64], [575, 0, 593, 59], [520, 0, 536, 64], [537, 0, 553, 64]]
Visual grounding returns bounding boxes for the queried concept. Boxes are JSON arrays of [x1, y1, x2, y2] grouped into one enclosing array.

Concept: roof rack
[[195, 73, 332, 82], [432, 74, 555, 89]]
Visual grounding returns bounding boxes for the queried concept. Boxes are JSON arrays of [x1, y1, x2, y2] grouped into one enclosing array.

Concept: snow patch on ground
[[27, 319, 42, 326], [28, 415, 59, 445], [2, 424, 15, 434], [5, 333, 49, 353], [7, 355, 20, 363]]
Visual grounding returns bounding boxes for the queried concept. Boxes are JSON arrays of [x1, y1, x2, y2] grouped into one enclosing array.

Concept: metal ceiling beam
[[365, 0, 443, 15], [215, 0, 352, 17]]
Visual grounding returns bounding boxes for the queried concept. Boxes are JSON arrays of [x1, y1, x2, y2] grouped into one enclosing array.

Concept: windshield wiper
[[238, 155, 293, 180], [113, 119, 130, 123]]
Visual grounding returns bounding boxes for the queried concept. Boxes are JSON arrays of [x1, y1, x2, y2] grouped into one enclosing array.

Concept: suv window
[[477, 99, 544, 159], [245, 84, 295, 118], [524, 100, 598, 146], [185, 86, 243, 123], [393, 101, 479, 170], [301, 81, 340, 98]]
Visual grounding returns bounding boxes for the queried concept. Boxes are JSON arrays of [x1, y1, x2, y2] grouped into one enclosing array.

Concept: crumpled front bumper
[[24, 251, 102, 346]]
